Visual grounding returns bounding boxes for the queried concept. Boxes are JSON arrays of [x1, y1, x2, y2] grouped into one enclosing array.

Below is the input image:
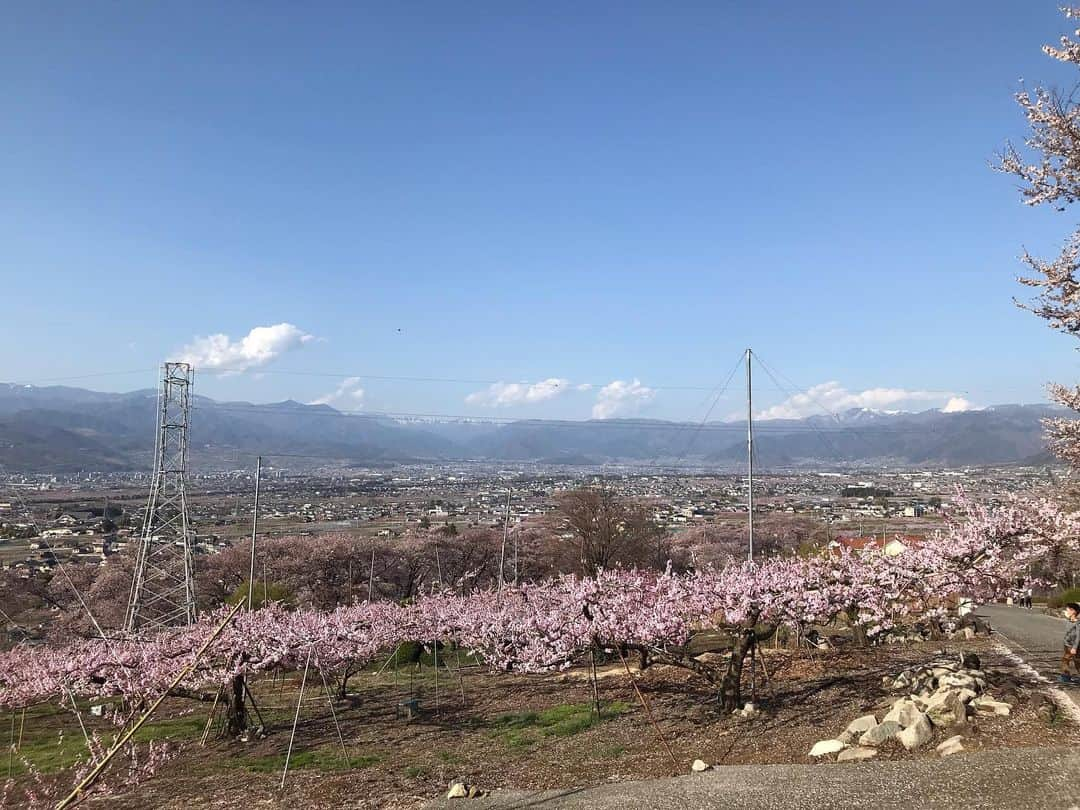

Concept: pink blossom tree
[[998, 6, 1080, 464]]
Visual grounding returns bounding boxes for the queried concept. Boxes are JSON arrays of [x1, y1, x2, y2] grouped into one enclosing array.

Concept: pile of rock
[[447, 779, 484, 799], [809, 652, 1013, 763]]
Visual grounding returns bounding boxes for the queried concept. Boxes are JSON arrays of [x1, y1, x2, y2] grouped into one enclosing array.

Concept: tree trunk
[[846, 608, 868, 647], [338, 664, 356, 700], [224, 674, 248, 737], [720, 624, 756, 712]]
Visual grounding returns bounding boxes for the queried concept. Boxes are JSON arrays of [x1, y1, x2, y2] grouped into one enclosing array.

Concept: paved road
[[977, 603, 1070, 679], [425, 748, 1080, 809]]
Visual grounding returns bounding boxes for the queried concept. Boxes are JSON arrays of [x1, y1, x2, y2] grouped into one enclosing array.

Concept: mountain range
[[0, 383, 1066, 472]]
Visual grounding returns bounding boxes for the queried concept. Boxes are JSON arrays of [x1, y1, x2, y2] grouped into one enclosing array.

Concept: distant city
[[0, 463, 1057, 582]]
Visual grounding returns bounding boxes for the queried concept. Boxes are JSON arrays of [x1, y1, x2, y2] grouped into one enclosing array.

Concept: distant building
[[829, 534, 923, 557]]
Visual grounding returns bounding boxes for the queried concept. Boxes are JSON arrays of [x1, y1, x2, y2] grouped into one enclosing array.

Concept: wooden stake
[[316, 660, 350, 768], [433, 641, 440, 716], [7, 711, 14, 779], [280, 646, 312, 791], [241, 678, 267, 730], [615, 647, 678, 770], [200, 687, 223, 746], [590, 649, 602, 718], [64, 687, 93, 755], [376, 643, 402, 676]]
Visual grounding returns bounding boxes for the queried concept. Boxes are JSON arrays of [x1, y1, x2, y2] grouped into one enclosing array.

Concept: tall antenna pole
[[498, 487, 512, 590], [247, 456, 262, 610], [746, 348, 754, 563], [368, 545, 376, 601], [513, 516, 520, 585], [126, 362, 197, 632]]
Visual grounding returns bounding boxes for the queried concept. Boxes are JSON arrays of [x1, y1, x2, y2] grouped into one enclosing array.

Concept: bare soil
[[8, 637, 1077, 809]]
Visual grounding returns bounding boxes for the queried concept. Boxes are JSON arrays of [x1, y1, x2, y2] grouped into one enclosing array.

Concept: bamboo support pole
[[317, 661, 350, 768], [590, 649, 602, 718], [7, 711, 14, 779], [280, 646, 312, 791], [615, 647, 678, 770], [241, 678, 267, 730], [200, 687, 223, 746]]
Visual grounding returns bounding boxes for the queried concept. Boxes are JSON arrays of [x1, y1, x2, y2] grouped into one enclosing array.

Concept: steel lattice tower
[[125, 362, 197, 632]]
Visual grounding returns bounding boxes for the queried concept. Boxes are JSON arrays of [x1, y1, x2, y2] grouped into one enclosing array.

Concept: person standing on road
[[1060, 602, 1080, 683]]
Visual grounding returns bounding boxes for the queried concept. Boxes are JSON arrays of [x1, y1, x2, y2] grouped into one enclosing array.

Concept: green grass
[[404, 764, 430, 778], [6, 712, 220, 777], [436, 749, 462, 764], [131, 715, 206, 743], [598, 744, 626, 759], [4, 728, 91, 776], [1048, 587, 1080, 609], [487, 701, 629, 748], [234, 746, 380, 773]]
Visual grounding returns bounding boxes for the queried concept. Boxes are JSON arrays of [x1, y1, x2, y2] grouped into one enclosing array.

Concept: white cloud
[[177, 323, 314, 373], [942, 396, 979, 413], [592, 378, 655, 419], [756, 381, 951, 420], [310, 377, 365, 408], [465, 378, 570, 407]]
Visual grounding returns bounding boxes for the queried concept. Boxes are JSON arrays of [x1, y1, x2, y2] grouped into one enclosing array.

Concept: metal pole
[[368, 545, 376, 602], [247, 456, 262, 611], [747, 348, 754, 562], [498, 487, 511, 590]]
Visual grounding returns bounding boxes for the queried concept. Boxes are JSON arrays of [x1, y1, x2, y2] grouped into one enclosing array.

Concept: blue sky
[[3, 1, 1080, 421]]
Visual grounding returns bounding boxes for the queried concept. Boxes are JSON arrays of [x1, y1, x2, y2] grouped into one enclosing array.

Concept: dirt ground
[[6, 637, 1078, 809]]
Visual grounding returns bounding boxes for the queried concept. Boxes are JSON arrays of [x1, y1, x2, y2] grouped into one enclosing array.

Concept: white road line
[[991, 627, 1031, 654], [991, 639, 1080, 725]]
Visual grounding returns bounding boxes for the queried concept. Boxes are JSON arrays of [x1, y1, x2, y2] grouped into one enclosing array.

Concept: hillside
[[0, 383, 1065, 472]]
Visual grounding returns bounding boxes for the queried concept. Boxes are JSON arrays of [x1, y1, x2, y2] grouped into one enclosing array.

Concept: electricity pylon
[[125, 362, 197, 632]]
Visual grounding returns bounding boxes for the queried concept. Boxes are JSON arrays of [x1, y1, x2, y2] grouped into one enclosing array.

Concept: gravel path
[[424, 747, 1080, 809]]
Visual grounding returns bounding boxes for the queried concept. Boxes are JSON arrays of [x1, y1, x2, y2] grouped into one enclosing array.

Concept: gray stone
[[897, 714, 934, 750], [884, 699, 922, 728], [926, 692, 967, 728], [940, 674, 977, 690], [844, 714, 878, 736], [837, 746, 878, 762], [859, 720, 902, 746], [691, 759, 711, 772], [447, 783, 468, 799], [808, 739, 848, 758], [937, 735, 965, 757], [972, 697, 1011, 717]]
